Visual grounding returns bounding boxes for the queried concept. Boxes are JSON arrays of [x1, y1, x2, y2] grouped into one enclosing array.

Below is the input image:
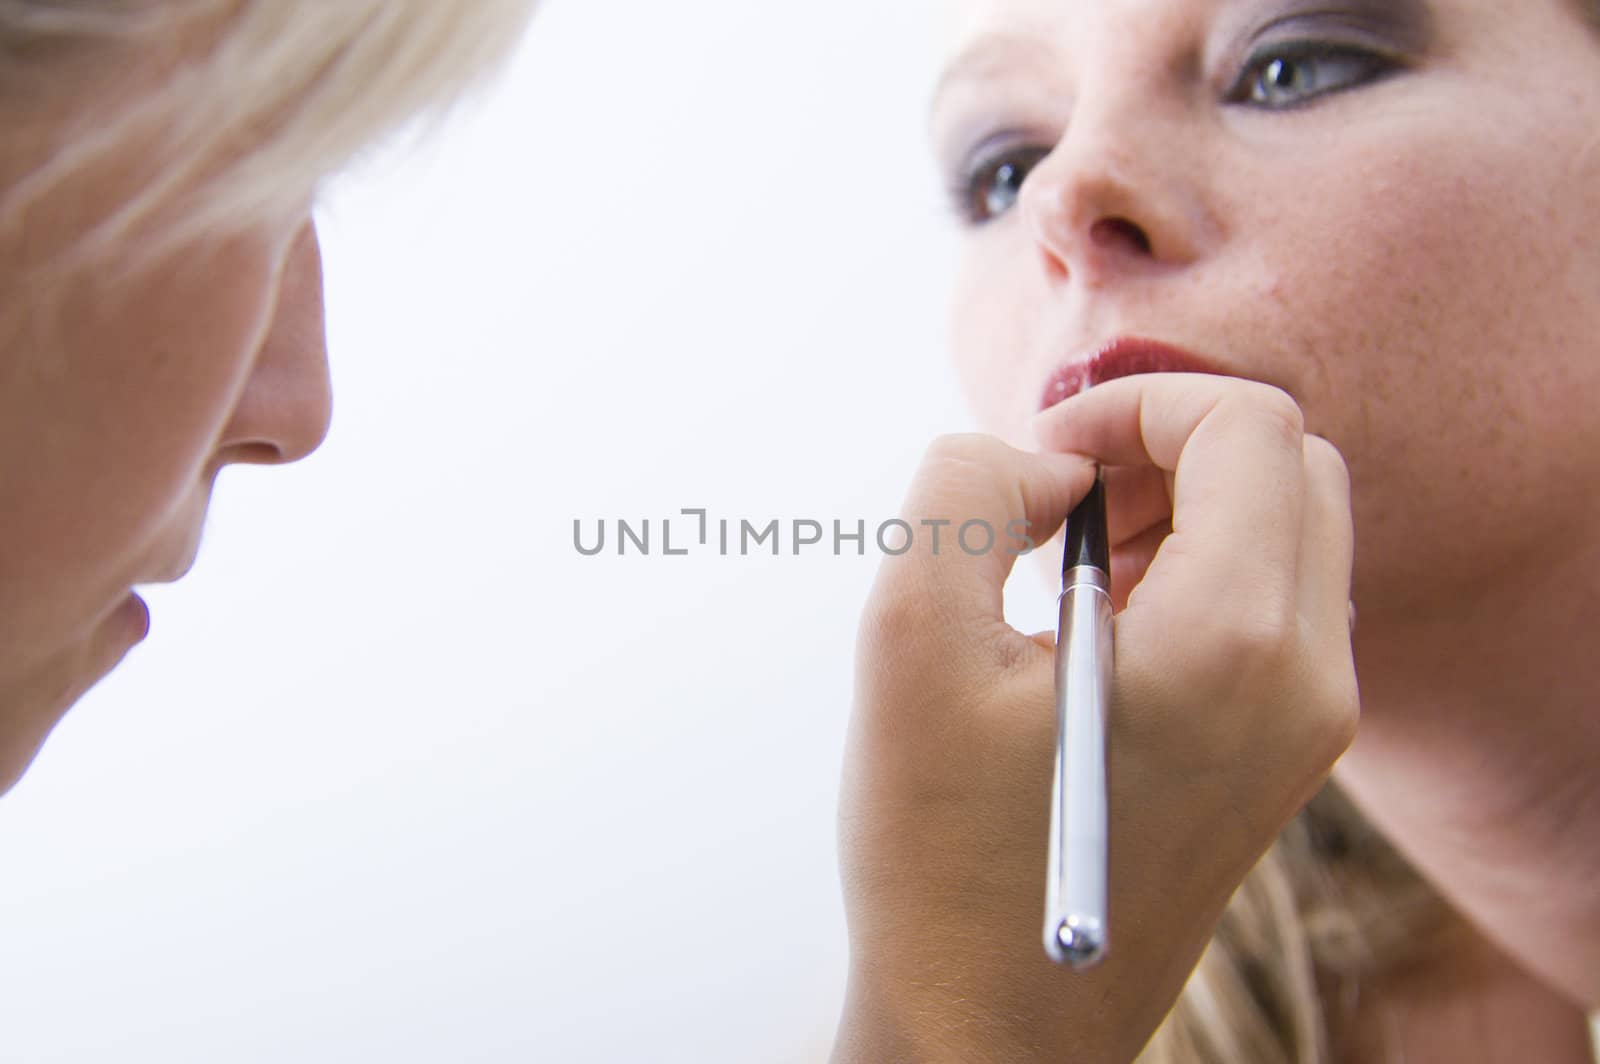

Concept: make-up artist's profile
[[0, 3, 541, 797], [831, 0, 1600, 1060]]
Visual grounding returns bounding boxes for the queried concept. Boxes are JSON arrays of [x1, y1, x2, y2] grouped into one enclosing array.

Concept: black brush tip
[[1062, 473, 1109, 577]]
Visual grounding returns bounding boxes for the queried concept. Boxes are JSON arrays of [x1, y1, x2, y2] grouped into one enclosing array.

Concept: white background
[[0, 3, 1064, 1062]]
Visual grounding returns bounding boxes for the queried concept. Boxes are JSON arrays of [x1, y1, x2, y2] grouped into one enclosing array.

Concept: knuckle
[[1235, 383, 1306, 446], [1303, 434, 1352, 491], [1303, 661, 1362, 763], [858, 580, 923, 657], [909, 435, 1018, 522], [921, 432, 1007, 474], [1213, 594, 1301, 668], [1116, 604, 1360, 825]]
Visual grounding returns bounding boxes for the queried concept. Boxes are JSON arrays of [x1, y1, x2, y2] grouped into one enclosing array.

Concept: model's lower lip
[[1040, 338, 1223, 412]]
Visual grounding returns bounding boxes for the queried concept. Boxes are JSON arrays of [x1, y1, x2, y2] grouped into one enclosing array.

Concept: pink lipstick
[[1040, 337, 1223, 412]]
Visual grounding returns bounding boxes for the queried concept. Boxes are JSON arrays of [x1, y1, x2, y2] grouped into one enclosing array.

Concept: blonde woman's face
[[934, 0, 1600, 618], [0, 158, 331, 794]]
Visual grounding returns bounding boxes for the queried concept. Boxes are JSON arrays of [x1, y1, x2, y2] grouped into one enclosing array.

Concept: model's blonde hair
[[1, 0, 537, 270], [1135, 782, 1458, 1063]]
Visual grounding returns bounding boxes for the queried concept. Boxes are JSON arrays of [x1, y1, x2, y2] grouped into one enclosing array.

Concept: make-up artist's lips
[[1040, 337, 1227, 412]]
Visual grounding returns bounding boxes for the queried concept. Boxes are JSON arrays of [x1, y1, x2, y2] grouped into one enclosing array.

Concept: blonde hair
[[1136, 782, 1459, 1063], [1, 0, 538, 271]]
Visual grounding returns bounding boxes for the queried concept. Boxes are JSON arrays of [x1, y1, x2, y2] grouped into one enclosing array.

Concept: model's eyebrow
[[934, 0, 1439, 121], [1230, 0, 1436, 52], [929, 34, 1048, 121]]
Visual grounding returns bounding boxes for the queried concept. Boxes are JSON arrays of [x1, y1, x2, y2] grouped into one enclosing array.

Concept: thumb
[[871, 435, 1094, 636]]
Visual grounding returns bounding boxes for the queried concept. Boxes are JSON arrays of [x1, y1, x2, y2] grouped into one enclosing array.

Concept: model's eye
[[1230, 43, 1394, 109], [951, 144, 1052, 226]]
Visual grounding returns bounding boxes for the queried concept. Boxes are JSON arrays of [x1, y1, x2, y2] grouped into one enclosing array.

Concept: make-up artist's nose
[[215, 219, 333, 468]]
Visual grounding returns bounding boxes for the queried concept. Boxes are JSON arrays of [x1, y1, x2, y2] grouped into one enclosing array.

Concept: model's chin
[[0, 592, 149, 797]]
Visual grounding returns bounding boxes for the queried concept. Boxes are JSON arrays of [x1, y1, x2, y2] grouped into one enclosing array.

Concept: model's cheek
[[1266, 138, 1600, 605], [951, 240, 1038, 443], [949, 283, 993, 420]]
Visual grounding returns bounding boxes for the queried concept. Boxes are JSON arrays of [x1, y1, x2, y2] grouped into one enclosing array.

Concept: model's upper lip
[[1040, 337, 1226, 412]]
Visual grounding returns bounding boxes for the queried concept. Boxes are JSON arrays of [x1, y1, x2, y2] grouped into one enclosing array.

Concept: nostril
[[224, 442, 287, 467], [1090, 217, 1153, 256]]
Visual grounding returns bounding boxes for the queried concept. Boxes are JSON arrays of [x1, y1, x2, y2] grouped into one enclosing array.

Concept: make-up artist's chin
[[0, 591, 150, 797]]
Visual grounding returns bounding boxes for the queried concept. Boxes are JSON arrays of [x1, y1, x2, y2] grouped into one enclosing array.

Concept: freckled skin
[[938, 0, 1600, 1015], [945, 0, 1600, 618]]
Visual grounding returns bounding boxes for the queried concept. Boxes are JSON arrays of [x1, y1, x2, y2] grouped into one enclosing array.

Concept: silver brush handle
[[1044, 567, 1113, 967]]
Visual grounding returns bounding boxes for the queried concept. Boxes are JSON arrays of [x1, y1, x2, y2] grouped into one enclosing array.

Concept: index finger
[[1031, 373, 1307, 613]]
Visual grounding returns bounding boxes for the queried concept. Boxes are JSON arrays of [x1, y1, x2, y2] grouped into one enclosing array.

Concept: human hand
[[833, 374, 1359, 1063]]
